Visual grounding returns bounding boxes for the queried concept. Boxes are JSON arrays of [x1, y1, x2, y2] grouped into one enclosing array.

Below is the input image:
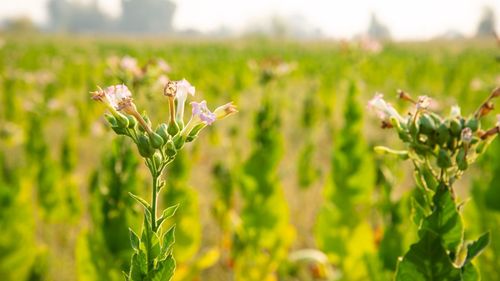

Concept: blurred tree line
[[47, 0, 176, 33]]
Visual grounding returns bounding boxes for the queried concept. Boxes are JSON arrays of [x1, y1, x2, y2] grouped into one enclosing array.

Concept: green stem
[[152, 173, 159, 232]]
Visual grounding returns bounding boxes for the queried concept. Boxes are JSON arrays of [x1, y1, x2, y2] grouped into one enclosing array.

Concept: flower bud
[[436, 123, 450, 145], [104, 113, 117, 126], [173, 135, 185, 150], [115, 112, 129, 128], [156, 124, 170, 143], [138, 114, 152, 133], [111, 125, 128, 135], [153, 152, 163, 168], [456, 147, 468, 171], [167, 120, 180, 136], [450, 119, 462, 136], [465, 118, 479, 132], [127, 115, 137, 129], [137, 134, 154, 158], [149, 132, 164, 149], [166, 140, 177, 157], [418, 114, 436, 135], [437, 149, 452, 169]]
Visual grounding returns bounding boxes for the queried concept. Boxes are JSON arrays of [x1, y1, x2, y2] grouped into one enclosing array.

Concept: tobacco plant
[[92, 81, 236, 281], [370, 87, 500, 280]]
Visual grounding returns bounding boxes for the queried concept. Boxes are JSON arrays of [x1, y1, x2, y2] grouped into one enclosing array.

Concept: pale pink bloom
[[175, 79, 196, 121], [157, 59, 171, 72], [120, 56, 139, 72], [368, 93, 404, 123], [191, 101, 216, 125], [461, 127, 473, 144], [416, 96, 431, 110], [105, 84, 132, 110], [450, 105, 461, 119]]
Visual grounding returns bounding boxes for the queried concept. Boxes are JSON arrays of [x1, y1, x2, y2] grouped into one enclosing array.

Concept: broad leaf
[[421, 187, 463, 252], [395, 230, 462, 281], [150, 255, 175, 281], [160, 225, 176, 260], [129, 228, 140, 252]]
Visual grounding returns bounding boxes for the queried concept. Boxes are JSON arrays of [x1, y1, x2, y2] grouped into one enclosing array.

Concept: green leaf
[[395, 230, 462, 281], [461, 263, 479, 281], [129, 228, 140, 252], [160, 225, 176, 260], [156, 204, 179, 230], [129, 251, 147, 281], [150, 255, 175, 281], [411, 198, 427, 226], [421, 187, 463, 252], [465, 232, 490, 264], [129, 192, 151, 216]]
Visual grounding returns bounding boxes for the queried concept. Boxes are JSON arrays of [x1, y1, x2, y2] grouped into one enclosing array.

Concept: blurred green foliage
[[0, 35, 498, 280]]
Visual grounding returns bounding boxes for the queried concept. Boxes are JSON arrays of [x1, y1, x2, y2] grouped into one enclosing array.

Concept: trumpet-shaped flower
[[192, 101, 216, 125], [92, 84, 132, 111], [368, 93, 404, 123], [213, 102, 238, 120], [175, 79, 196, 122]]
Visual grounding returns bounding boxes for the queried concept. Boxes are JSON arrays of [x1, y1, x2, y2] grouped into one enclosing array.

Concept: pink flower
[[175, 79, 196, 122], [191, 101, 216, 125], [368, 93, 404, 123], [416, 95, 431, 110], [105, 84, 133, 110]]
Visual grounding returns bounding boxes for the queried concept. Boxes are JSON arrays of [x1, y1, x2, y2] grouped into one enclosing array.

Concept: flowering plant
[[370, 87, 500, 280], [92, 80, 236, 281]]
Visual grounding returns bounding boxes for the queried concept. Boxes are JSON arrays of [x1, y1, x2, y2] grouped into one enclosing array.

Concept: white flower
[[105, 84, 133, 110], [175, 79, 196, 122], [450, 105, 461, 119], [368, 93, 404, 123], [416, 95, 431, 110], [461, 127, 473, 144]]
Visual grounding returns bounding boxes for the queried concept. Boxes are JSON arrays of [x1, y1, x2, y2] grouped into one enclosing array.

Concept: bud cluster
[[92, 81, 237, 165], [371, 87, 500, 186]]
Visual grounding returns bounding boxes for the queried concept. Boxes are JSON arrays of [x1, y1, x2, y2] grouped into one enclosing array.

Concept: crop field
[[0, 35, 499, 281]]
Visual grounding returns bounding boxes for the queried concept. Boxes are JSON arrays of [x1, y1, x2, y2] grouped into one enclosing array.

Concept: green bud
[[437, 149, 452, 169], [138, 113, 152, 133], [419, 114, 436, 135], [166, 140, 177, 157], [450, 119, 462, 136], [447, 137, 457, 150], [137, 134, 154, 158], [409, 121, 419, 138], [153, 152, 163, 168], [465, 118, 479, 132], [167, 121, 180, 136], [173, 135, 185, 150], [115, 112, 129, 128], [429, 113, 442, 125], [104, 113, 117, 126], [111, 125, 128, 135], [156, 124, 170, 143], [149, 132, 164, 149], [436, 123, 450, 145], [456, 147, 468, 171], [127, 115, 137, 129]]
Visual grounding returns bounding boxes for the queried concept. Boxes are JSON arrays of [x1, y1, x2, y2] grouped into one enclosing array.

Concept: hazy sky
[[1, 0, 500, 39]]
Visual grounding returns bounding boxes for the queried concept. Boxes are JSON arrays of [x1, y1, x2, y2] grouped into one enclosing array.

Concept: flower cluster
[[92, 79, 236, 281], [370, 87, 500, 185], [92, 79, 237, 158]]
